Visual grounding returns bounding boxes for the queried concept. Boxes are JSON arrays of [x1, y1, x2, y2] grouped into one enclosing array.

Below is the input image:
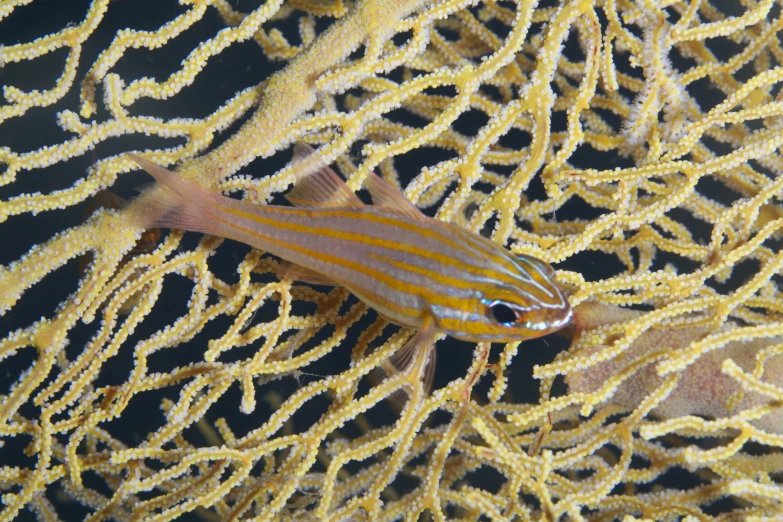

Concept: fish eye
[[486, 301, 520, 326]]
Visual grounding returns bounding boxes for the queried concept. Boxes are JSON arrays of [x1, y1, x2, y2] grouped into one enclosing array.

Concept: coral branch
[[1, 0, 782, 519]]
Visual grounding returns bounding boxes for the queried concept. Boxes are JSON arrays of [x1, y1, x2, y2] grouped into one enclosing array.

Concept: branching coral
[[1, 0, 783, 520]]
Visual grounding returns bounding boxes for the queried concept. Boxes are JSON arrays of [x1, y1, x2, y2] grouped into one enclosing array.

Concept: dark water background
[[0, 0, 761, 519]]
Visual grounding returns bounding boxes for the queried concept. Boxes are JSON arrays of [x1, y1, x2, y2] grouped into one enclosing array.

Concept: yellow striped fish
[[127, 144, 571, 385]]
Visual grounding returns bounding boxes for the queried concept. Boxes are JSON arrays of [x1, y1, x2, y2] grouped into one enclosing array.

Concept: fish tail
[[126, 153, 227, 236]]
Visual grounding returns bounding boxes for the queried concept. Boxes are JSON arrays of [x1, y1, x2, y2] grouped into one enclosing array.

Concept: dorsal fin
[[285, 142, 363, 208], [365, 171, 425, 220]]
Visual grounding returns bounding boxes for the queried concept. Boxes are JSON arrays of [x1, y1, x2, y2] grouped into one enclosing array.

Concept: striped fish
[[127, 144, 572, 387]]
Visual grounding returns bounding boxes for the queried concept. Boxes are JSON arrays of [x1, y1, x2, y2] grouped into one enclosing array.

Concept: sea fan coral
[[1, 0, 782, 520]]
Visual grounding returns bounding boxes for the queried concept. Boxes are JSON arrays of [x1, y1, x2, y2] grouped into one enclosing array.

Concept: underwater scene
[[1, 0, 783, 520]]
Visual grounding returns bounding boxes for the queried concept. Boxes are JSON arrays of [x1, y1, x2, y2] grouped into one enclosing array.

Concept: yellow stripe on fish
[[127, 143, 572, 391]]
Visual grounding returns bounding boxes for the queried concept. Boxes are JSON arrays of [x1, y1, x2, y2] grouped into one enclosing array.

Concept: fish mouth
[[526, 297, 573, 333], [548, 304, 573, 330]]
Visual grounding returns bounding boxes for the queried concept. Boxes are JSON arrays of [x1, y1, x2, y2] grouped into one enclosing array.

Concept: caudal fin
[[127, 153, 225, 236]]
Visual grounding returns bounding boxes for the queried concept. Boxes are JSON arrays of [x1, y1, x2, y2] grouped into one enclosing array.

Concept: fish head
[[451, 254, 572, 343]]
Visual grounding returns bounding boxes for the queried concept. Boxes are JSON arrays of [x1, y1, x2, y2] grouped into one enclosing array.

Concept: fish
[[126, 143, 572, 390]]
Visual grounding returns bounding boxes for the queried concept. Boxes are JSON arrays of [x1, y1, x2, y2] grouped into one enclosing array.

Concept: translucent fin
[[276, 261, 339, 286], [127, 153, 224, 236], [365, 171, 425, 220], [422, 343, 437, 395], [285, 142, 363, 208], [374, 325, 437, 404]]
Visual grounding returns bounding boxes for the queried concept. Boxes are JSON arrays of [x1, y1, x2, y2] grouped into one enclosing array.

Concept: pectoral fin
[[375, 324, 437, 402], [285, 142, 364, 208]]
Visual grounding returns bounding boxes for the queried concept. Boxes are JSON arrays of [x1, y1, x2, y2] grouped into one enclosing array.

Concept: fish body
[[128, 145, 572, 345]]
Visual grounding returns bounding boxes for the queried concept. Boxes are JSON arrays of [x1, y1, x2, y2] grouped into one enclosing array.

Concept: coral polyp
[[1, 0, 782, 520]]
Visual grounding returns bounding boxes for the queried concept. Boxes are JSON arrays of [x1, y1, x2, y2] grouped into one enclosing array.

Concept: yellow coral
[[1, 0, 783, 520]]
